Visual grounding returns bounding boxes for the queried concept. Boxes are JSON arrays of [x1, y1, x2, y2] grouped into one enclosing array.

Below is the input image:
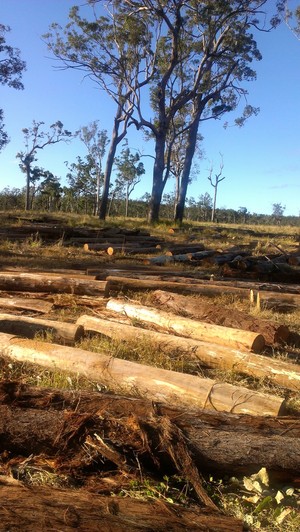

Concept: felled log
[[0, 297, 53, 314], [0, 272, 106, 296], [0, 333, 284, 415], [144, 250, 216, 265], [84, 243, 162, 254], [0, 382, 299, 479], [106, 298, 265, 353], [105, 275, 254, 299], [76, 315, 300, 391], [151, 290, 289, 345], [0, 486, 241, 532], [0, 313, 84, 344]]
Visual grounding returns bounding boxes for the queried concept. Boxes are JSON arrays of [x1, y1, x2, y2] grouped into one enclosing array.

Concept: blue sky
[[0, 0, 300, 216]]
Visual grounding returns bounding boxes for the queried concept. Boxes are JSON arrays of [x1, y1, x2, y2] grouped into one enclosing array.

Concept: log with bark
[[76, 315, 300, 391], [0, 382, 299, 480], [0, 332, 285, 415], [105, 275, 300, 309], [0, 485, 242, 532], [0, 313, 84, 344], [151, 290, 290, 345], [0, 296, 53, 314], [84, 243, 162, 254], [106, 298, 266, 353], [0, 272, 106, 296]]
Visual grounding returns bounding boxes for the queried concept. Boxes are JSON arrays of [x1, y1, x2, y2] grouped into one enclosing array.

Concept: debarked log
[[0, 313, 84, 344], [76, 315, 300, 391], [0, 272, 106, 296], [0, 382, 299, 479], [0, 333, 285, 415], [0, 485, 243, 532], [106, 298, 265, 353]]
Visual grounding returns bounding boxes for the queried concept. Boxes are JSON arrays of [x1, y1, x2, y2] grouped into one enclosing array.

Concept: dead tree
[[208, 155, 226, 222]]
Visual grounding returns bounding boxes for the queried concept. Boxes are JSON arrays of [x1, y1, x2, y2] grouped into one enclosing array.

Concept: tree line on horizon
[[0, 183, 296, 227], [1, 1, 299, 224]]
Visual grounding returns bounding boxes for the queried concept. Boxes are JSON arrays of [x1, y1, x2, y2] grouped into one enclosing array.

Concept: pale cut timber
[[106, 299, 265, 353], [76, 315, 300, 391], [0, 272, 106, 296], [0, 313, 84, 344], [0, 332, 284, 416], [0, 297, 53, 313]]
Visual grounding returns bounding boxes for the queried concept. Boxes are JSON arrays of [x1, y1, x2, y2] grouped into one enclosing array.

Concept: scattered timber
[[0, 332, 285, 415], [106, 298, 266, 353], [151, 290, 290, 345], [0, 382, 299, 479], [0, 313, 84, 344], [76, 315, 300, 391], [0, 272, 106, 296]]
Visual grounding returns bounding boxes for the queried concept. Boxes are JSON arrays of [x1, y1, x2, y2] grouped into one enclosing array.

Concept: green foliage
[[0, 24, 26, 150]]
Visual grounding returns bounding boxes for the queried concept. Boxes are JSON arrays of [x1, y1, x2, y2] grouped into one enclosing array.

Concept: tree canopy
[[44, 0, 286, 222], [0, 24, 26, 150]]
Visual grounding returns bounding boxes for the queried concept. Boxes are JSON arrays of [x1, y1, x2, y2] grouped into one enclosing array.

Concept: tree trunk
[[151, 290, 290, 345], [0, 382, 299, 479], [106, 298, 265, 353], [105, 275, 300, 307], [99, 104, 127, 220], [148, 134, 166, 223], [0, 332, 284, 415], [76, 314, 300, 391], [0, 272, 106, 296], [0, 313, 84, 344], [25, 162, 31, 211], [174, 111, 200, 223], [0, 296, 53, 313], [0, 485, 242, 532]]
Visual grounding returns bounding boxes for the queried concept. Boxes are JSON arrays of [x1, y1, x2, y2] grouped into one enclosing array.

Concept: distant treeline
[[0, 186, 298, 226]]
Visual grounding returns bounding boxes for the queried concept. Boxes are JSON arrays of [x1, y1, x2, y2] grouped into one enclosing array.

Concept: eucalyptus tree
[[44, 1, 155, 219], [16, 120, 72, 211], [114, 147, 145, 216], [76, 121, 109, 215], [0, 24, 26, 150], [127, 0, 284, 223], [66, 155, 97, 214]]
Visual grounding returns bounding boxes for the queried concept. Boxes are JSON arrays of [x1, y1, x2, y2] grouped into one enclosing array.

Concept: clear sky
[[0, 0, 300, 216]]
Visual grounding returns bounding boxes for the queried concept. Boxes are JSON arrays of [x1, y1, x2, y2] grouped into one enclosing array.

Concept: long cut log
[[0, 313, 84, 344], [0, 272, 106, 296], [1, 383, 299, 479], [105, 275, 300, 308], [0, 332, 285, 416], [151, 290, 290, 345], [0, 486, 242, 532], [106, 298, 265, 353], [76, 315, 300, 391]]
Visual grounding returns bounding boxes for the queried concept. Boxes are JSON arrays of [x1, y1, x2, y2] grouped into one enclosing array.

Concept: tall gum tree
[[125, 0, 285, 223], [44, 1, 156, 220]]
